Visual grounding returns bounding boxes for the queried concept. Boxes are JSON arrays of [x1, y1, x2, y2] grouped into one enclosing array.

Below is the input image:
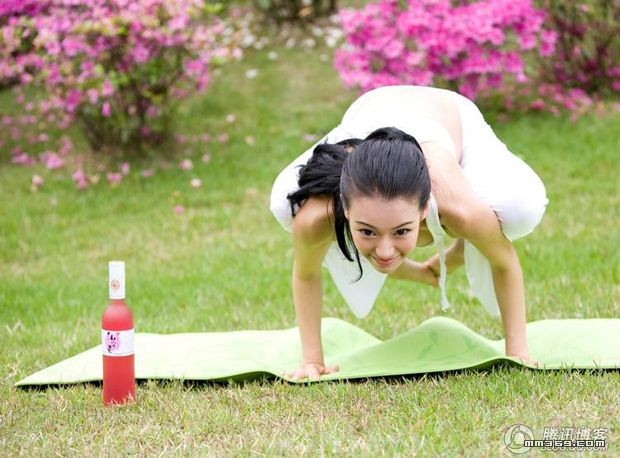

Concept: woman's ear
[[419, 201, 430, 221]]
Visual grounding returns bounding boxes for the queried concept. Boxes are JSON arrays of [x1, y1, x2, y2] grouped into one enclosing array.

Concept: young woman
[[270, 85, 547, 380]]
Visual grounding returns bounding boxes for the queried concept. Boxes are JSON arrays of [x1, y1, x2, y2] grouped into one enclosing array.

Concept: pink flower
[[201, 153, 211, 163], [173, 205, 185, 215], [217, 133, 229, 143], [190, 178, 202, 188], [41, 152, 64, 170], [180, 159, 193, 170], [226, 114, 236, 123], [120, 162, 130, 175], [303, 133, 318, 142], [102, 102, 111, 117], [146, 106, 159, 118], [87, 88, 99, 104], [31, 174, 44, 192], [132, 44, 150, 64], [107, 172, 123, 186], [32, 174, 44, 186], [12, 152, 36, 166], [140, 126, 151, 138], [58, 136, 73, 156], [140, 168, 155, 178], [101, 80, 114, 97], [72, 169, 89, 190]]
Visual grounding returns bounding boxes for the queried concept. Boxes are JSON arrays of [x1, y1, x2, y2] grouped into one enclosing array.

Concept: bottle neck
[[109, 298, 126, 305]]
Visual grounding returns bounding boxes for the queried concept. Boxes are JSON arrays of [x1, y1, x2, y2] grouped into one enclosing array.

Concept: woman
[[270, 85, 548, 380]]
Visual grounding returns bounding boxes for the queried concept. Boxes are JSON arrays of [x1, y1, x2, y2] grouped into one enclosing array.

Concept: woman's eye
[[360, 229, 374, 237], [396, 229, 410, 236]]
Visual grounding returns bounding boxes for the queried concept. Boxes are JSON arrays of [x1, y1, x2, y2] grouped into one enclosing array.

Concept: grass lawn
[[1, 31, 619, 455]]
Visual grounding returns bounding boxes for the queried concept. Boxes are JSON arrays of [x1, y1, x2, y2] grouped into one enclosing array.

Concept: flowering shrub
[[0, 0, 233, 158], [0, 0, 50, 88], [536, 0, 619, 95], [0, 0, 48, 22], [333, 0, 555, 100], [485, 0, 619, 118]]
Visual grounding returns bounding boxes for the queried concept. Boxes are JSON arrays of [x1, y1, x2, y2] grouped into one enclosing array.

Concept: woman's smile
[[373, 256, 398, 267]]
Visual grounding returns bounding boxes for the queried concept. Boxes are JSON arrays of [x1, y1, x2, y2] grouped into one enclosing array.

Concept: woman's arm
[[292, 237, 330, 366], [454, 206, 530, 359], [425, 239, 464, 276], [285, 197, 340, 380], [423, 143, 535, 363]]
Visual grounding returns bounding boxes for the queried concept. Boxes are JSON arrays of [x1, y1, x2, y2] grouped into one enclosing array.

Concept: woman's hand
[[508, 351, 541, 368], [414, 261, 440, 286], [389, 259, 439, 286], [283, 362, 340, 381]]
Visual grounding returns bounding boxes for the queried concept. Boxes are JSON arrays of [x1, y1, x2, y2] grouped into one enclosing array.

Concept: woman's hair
[[287, 127, 430, 280]]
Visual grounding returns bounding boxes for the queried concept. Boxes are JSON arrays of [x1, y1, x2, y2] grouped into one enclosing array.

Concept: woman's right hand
[[283, 362, 340, 381]]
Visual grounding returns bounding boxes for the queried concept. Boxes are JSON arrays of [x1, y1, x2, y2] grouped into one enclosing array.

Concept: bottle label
[[109, 261, 125, 299], [109, 277, 125, 299], [102, 328, 134, 357]]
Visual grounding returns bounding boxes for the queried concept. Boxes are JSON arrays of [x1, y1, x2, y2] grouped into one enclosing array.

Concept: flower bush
[[539, 0, 619, 94], [334, 0, 555, 100], [483, 0, 619, 118], [0, 0, 234, 158], [0, 0, 50, 88]]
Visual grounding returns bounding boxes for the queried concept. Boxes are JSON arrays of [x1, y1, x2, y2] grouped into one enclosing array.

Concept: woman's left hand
[[411, 260, 440, 286], [509, 352, 541, 368]]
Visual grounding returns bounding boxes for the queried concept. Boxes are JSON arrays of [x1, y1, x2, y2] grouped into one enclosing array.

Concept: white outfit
[[269, 85, 548, 319]]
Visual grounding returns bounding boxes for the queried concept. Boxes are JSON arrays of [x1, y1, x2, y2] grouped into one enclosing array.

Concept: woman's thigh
[[457, 110, 548, 242]]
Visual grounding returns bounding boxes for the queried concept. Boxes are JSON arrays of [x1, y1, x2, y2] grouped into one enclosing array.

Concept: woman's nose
[[375, 239, 395, 258]]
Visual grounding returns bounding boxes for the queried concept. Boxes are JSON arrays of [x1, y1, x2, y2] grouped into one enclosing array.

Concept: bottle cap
[[109, 261, 125, 299]]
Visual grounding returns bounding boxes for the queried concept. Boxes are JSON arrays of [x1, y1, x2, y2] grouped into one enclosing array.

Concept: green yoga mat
[[15, 316, 620, 387]]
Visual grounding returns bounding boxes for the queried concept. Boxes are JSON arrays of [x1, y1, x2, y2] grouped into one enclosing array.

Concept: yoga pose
[[270, 85, 547, 380]]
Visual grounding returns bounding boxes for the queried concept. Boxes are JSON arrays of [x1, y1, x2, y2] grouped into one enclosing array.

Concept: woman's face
[[345, 195, 428, 274]]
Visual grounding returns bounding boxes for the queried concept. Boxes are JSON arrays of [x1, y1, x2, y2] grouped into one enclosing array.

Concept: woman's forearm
[[292, 263, 325, 364], [491, 250, 528, 356], [426, 239, 465, 275]]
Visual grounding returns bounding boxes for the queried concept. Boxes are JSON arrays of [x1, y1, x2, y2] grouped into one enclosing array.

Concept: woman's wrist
[[505, 332, 529, 356], [445, 239, 464, 272], [302, 349, 324, 365]]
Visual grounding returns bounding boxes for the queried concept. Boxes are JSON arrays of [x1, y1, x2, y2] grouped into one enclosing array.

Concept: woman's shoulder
[[423, 143, 470, 231], [292, 196, 334, 245]]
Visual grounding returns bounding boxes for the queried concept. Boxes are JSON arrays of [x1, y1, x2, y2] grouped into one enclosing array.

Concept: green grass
[[1, 38, 619, 454]]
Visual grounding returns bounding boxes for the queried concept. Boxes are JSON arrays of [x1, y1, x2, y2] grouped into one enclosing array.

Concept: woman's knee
[[269, 168, 297, 233], [496, 177, 548, 241]]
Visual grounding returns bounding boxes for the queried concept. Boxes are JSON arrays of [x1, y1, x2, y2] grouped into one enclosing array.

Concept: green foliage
[[253, 0, 338, 23]]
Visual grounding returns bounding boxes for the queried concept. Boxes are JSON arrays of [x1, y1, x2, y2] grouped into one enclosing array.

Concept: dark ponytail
[[287, 127, 430, 281]]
